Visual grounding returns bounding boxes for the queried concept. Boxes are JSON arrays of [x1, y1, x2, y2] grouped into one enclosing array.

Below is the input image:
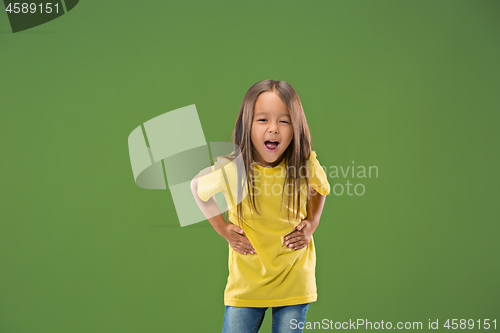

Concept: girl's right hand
[[222, 223, 256, 255]]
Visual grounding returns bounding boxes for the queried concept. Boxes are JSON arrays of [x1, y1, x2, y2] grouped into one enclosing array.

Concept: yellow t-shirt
[[197, 150, 330, 307]]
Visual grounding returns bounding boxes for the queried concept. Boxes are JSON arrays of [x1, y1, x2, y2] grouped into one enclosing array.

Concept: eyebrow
[[254, 112, 291, 118]]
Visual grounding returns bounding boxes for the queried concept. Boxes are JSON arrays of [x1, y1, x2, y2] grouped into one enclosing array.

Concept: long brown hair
[[225, 79, 312, 227]]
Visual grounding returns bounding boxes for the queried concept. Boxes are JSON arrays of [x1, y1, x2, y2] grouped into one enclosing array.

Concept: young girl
[[191, 79, 330, 333]]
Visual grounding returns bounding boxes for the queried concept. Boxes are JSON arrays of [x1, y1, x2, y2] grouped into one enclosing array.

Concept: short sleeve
[[308, 151, 330, 196], [196, 161, 224, 202]]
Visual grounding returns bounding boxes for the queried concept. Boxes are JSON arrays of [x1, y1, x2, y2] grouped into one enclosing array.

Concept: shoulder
[[307, 150, 326, 179], [306, 150, 330, 195], [309, 150, 318, 161], [307, 150, 319, 168], [214, 155, 238, 172], [213, 155, 243, 184]]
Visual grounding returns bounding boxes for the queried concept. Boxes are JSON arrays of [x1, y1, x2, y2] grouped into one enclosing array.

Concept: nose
[[268, 122, 279, 134]]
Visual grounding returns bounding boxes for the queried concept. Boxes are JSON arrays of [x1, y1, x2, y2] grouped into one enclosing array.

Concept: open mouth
[[264, 140, 280, 152]]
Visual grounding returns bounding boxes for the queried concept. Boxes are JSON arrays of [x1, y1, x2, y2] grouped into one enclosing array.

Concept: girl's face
[[251, 91, 293, 168]]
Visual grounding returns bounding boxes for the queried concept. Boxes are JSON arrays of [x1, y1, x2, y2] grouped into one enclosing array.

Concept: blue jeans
[[222, 303, 310, 333]]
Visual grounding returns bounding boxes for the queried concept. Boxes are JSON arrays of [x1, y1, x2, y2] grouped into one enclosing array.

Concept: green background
[[1, 0, 499, 332]]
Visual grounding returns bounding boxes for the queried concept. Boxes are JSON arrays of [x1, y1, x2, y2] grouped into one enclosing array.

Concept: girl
[[191, 79, 330, 333]]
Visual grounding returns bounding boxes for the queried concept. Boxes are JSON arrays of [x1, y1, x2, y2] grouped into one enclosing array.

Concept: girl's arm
[[190, 175, 256, 255], [283, 187, 327, 250], [303, 187, 327, 233]]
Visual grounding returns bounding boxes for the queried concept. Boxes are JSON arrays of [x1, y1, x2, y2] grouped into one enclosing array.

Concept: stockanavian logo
[[127, 105, 248, 227], [3, 0, 79, 33]]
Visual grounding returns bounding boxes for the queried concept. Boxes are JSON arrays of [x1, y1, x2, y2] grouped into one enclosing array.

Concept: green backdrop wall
[[1, 0, 498, 332]]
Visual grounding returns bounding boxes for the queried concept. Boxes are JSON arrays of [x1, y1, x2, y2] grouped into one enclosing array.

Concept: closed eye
[[280, 120, 289, 124]]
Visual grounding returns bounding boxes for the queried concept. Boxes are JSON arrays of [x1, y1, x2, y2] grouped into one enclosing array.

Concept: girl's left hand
[[283, 220, 313, 250]]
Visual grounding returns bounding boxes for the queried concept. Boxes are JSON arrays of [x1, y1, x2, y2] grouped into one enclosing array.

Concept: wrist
[[306, 218, 319, 234], [215, 223, 230, 239]]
